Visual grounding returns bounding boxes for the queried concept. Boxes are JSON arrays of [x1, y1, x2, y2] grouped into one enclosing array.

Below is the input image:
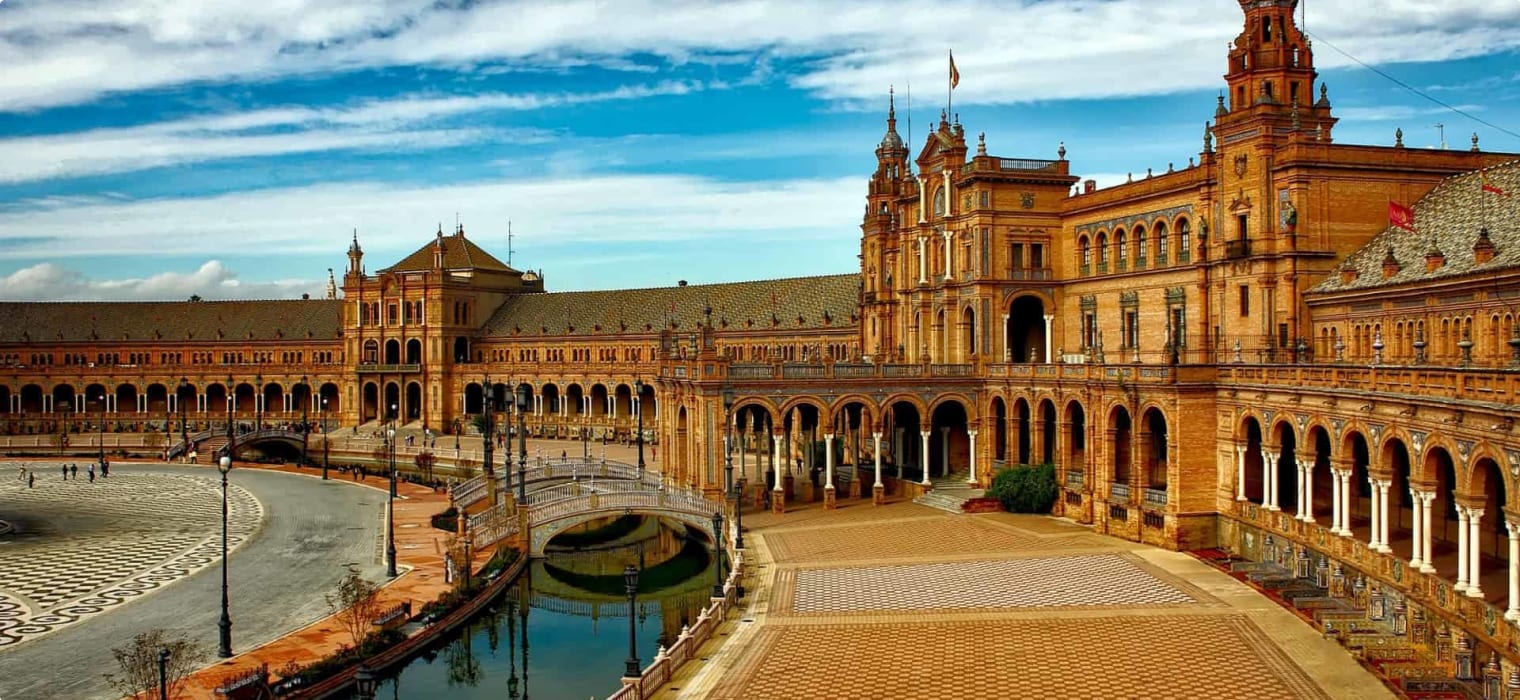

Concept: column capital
[[967, 429, 978, 437], [1236, 444, 1248, 456], [1467, 506, 1486, 520], [1043, 314, 1054, 322], [824, 433, 836, 440], [872, 431, 883, 439], [920, 430, 932, 438], [1507, 520, 1520, 538]]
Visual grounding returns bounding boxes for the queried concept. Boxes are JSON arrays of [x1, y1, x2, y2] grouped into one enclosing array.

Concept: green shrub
[[986, 464, 1058, 514]]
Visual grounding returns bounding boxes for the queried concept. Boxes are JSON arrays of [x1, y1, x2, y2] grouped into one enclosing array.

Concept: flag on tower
[[949, 51, 960, 89], [1388, 200, 1416, 232], [1482, 169, 1510, 197]]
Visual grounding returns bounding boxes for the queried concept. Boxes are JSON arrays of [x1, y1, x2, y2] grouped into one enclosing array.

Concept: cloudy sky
[[1, 0, 1519, 301]]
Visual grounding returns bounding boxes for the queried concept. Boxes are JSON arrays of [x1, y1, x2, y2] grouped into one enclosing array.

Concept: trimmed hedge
[[986, 464, 1058, 514]]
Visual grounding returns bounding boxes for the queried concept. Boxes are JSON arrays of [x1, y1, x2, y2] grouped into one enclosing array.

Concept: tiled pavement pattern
[[0, 468, 262, 647], [787, 554, 1195, 614], [705, 616, 1330, 700], [667, 501, 1391, 700]]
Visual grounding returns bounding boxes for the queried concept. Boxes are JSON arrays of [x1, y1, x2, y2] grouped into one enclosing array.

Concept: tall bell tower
[[1215, 0, 1336, 143], [860, 89, 910, 360]]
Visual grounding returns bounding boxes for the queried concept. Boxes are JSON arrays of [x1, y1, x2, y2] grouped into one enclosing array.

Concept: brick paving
[[664, 501, 1393, 700]]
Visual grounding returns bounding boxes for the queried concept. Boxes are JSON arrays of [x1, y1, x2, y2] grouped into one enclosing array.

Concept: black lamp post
[[226, 375, 234, 437], [623, 564, 640, 678], [711, 510, 725, 598], [157, 647, 169, 700], [633, 378, 646, 476], [320, 396, 329, 480], [97, 393, 106, 467], [254, 374, 262, 431], [722, 388, 735, 493], [354, 664, 377, 700], [216, 453, 234, 658], [299, 376, 309, 467], [178, 378, 189, 459], [515, 384, 528, 503], [386, 423, 398, 578], [482, 376, 494, 479], [389, 403, 398, 498]]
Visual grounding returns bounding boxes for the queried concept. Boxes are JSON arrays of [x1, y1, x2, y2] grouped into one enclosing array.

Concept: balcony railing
[[1143, 488, 1168, 507], [1010, 268, 1053, 281], [1109, 482, 1131, 502], [1066, 469, 1084, 488], [1223, 239, 1252, 259], [356, 363, 420, 374]]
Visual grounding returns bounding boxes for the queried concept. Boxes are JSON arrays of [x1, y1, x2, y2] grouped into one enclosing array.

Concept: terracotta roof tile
[[383, 230, 515, 274], [1312, 159, 1520, 294], [479, 274, 860, 337], [0, 300, 342, 343]]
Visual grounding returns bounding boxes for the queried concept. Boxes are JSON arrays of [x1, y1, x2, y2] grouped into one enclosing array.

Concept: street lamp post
[[623, 565, 640, 678], [216, 454, 234, 658], [386, 423, 398, 578], [178, 378, 189, 460], [354, 664, 378, 700], [157, 647, 169, 700], [299, 376, 309, 467], [254, 374, 262, 431], [633, 378, 646, 476], [97, 393, 106, 468], [320, 397, 329, 480], [515, 385, 529, 503], [711, 510, 725, 598], [482, 377, 494, 479], [389, 403, 398, 498]]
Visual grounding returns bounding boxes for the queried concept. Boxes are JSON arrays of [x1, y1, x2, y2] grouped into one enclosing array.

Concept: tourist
[[87, 465, 95, 483], [61, 463, 67, 480], [101, 460, 109, 478], [16, 466, 24, 482], [27, 473, 34, 489], [70, 463, 77, 480]]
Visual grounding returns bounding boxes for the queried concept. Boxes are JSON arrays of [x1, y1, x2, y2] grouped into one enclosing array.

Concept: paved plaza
[[666, 501, 1395, 700], [0, 463, 386, 700]]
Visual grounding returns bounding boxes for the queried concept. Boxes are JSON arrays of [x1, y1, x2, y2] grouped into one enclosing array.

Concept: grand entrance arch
[[1006, 296, 1049, 363]]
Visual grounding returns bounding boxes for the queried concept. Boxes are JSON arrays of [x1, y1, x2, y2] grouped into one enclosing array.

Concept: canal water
[[365, 515, 719, 699]]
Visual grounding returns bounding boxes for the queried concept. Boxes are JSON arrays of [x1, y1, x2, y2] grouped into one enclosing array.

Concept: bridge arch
[[529, 507, 719, 558]]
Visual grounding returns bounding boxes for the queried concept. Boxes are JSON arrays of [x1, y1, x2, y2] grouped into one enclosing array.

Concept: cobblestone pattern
[[706, 615, 1331, 700], [0, 469, 262, 647], [786, 554, 1196, 614], [763, 516, 1056, 564]]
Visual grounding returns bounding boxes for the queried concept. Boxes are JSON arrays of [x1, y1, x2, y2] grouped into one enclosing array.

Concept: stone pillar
[[1235, 445, 1248, 501], [1410, 489, 1427, 569], [1261, 449, 1278, 510], [771, 430, 786, 514], [1369, 479, 1383, 550], [823, 433, 836, 510], [919, 430, 932, 486], [1420, 492, 1437, 573], [1043, 314, 1054, 363], [917, 237, 928, 284], [872, 431, 885, 505], [943, 230, 954, 278], [1507, 521, 1519, 621], [1001, 314, 1011, 361], [918, 176, 928, 224], [1378, 480, 1393, 553], [1468, 507, 1485, 598], [1330, 468, 1343, 533], [966, 430, 979, 486], [1457, 507, 1472, 592], [1341, 471, 1354, 537], [1299, 460, 1314, 522]]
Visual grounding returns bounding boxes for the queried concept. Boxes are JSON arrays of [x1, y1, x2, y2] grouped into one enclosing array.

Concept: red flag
[[949, 51, 960, 89], [1482, 170, 1510, 197], [1389, 201, 1416, 232]]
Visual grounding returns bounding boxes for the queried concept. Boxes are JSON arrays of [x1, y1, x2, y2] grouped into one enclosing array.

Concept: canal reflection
[[367, 516, 717, 699]]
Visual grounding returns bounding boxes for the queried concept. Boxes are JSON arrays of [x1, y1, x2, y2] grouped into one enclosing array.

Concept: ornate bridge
[[166, 428, 309, 460], [463, 463, 727, 558], [451, 457, 661, 512]]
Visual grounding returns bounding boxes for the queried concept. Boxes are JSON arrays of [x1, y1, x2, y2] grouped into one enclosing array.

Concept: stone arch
[[384, 339, 401, 365], [464, 383, 484, 415], [1108, 404, 1133, 486], [1006, 294, 1049, 363], [405, 381, 422, 422], [1462, 445, 1510, 504], [1272, 419, 1299, 514], [361, 382, 379, 423], [1470, 456, 1510, 583], [989, 396, 1008, 463], [318, 382, 340, 415], [362, 339, 379, 364], [675, 405, 691, 486], [960, 304, 977, 362], [405, 338, 422, 364], [115, 383, 139, 413], [565, 383, 586, 417], [1305, 424, 1334, 523], [542, 383, 561, 416], [590, 383, 610, 418], [928, 392, 978, 421], [1240, 415, 1265, 504], [1235, 410, 1267, 441], [878, 392, 928, 418], [1423, 444, 1461, 581], [1010, 397, 1032, 465], [82, 383, 107, 413], [1063, 399, 1086, 474], [382, 382, 400, 420], [883, 397, 926, 480], [928, 396, 971, 479], [19, 384, 43, 413], [1037, 398, 1057, 465], [731, 397, 780, 426], [1140, 405, 1168, 491], [827, 394, 878, 430]]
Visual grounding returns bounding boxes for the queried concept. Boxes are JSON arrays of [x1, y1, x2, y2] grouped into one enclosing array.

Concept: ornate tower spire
[[325, 268, 337, 299], [347, 229, 364, 276]]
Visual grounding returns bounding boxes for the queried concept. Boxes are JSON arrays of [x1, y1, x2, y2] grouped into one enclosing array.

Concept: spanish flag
[[950, 51, 960, 89], [1482, 169, 1510, 197], [1389, 201, 1416, 232]]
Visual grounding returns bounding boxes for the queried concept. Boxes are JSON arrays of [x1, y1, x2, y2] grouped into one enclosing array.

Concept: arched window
[[1097, 233, 1109, 265], [1079, 236, 1091, 268], [1116, 229, 1128, 262], [1155, 222, 1169, 265], [1136, 225, 1148, 264], [1177, 219, 1192, 261]]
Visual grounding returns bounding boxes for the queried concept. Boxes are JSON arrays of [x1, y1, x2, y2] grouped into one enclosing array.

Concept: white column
[[918, 176, 928, 224], [1261, 449, 1278, 510], [1420, 492, 1437, 573], [1467, 507, 1485, 598], [1043, 314, 1054, 363], [1330, 468, 1343, 532], [966, 430, 979, 485], [941, 168, 952, 216], [942, 230, 954, 278], [772, 431, 784, 491], [1235, 446, 1247, 501], [1377, 480, 1393, 553], [1456, 507, 1471, 592], [1001, 314, 1011, 361], [917, 237, 928, 283], [1410, 489, 1426, 569], [1506, 521, 1519, 621], [1299, 460, 1314, 522], [1340, 471, 1353, 536], [872, 432, 884, 488], [1369, 479, 1383, 549], [824, 433, 835, 490], [919, 430, 932, 486]]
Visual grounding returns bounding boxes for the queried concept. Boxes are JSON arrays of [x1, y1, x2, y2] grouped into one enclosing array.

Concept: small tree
[[326, 568, 382, 648], [103, 629, 208, 700]]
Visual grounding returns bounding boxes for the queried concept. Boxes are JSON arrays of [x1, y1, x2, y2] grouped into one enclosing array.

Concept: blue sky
[[1, 0, 1519, 300]]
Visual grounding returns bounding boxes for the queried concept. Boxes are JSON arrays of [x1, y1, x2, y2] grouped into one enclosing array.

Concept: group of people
[[15, 459, 109, 488]]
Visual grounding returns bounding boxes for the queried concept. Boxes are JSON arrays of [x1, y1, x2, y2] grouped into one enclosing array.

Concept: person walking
[[61, 463, 67, 480], [101, 460, 109, 478], [87, 465, 95, 483], [28, 472, 34, 489], [70, 463, 77, 480]]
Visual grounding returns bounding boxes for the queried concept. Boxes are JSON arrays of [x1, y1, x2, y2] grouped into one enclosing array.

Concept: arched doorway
[[1344, 432, 1371, 537], [405, 338, 422, 364], [990, 397, 1007, 464], [1274, 422, 1298, 514], [1012, 398, 1031, 465], [1064, 401, 1086, 474], [318, 383, 340, 419], [1110, 406, 1132, 491], [362, 382, 379, 423], [1039, 399, 1056, 464], [1307, 426, 1333, 523], [384, 339, 401, 365], [960, 306, 976, 362], [1241, 417, 1264, 504], [675, 407, 690, 487], [1006, 296, 1047, 363], [1142, 407, 1167, 491], [885, 400, 923, 480], [929, 399, 970, 480], [383, 383, 400, 421], [1426, 446, 1461, 585], [405, 382, 422, 422], [464, 383, 483, 415], [1472, 457, 1509, 605]]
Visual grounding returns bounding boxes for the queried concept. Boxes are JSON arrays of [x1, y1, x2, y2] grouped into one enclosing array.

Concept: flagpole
[[947, 50, 953, 120]]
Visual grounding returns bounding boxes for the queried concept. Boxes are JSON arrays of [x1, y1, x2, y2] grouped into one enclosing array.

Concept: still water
[[366, 516, 718, 700]]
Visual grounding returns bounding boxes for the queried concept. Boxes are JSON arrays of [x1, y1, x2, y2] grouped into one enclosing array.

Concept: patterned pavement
[[0, 466, 262, 647], [666, 502, 1392, 700]]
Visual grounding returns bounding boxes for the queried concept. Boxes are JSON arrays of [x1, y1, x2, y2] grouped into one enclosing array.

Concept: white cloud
[[0, 261, 321, 301], [0, 81, 700, 183], [0, 173, 863, 261], [3, 1, 1518, 111]]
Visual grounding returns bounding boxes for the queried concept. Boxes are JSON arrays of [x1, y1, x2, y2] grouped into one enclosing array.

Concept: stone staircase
[[912, 472, 984, 513]]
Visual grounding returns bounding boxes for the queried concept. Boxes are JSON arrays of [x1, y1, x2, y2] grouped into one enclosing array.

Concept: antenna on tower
[[506, 220, 515, 266], [1433, 123, 1447, 150]]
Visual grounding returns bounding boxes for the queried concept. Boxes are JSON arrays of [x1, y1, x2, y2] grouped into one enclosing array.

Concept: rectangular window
[[1124, 311, 1139, 348], [979, 191, 989, 208], [1237, 214, 1249, 240], [1170, 308, 1186, 347], [1082, 313, 1096, 349], [1239, 285, 1250, 316], [1278, 323, 1290, 349], [387, 304, 398, 325], [1031, 244, 1044, 270], [1011, 244, 1025, 270]]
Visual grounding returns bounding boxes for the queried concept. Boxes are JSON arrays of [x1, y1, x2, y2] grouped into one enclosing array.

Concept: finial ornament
[[1057, 141, 1066, 160], [1472, 132, 1480, 152], [1204, 122, 1214, 153], [1395, 128, 1404, 148], [976, 132, 986, 156]]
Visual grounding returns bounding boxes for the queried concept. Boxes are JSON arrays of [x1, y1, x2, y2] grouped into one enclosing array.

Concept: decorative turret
[[347, 229, 364, 276], [1217, 0, 1336, 143], [325, 268, 337, 299]]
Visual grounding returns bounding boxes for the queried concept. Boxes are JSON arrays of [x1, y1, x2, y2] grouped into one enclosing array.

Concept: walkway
[[663, 499, 1394, 699]]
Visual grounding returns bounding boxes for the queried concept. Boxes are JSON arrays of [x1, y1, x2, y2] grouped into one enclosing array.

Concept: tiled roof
[[479, 274, 860, 337], [383, 230, 516, 273], [0, 300, 342, 343], [1312, 159, 1520, 294]]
